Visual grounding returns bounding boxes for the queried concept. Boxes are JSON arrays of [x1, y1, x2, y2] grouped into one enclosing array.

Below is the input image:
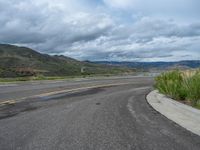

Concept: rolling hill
[[0, 44, 133, 78]]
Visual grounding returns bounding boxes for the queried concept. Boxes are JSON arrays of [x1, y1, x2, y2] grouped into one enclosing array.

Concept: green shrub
[[155, 70, 200, 107], [183, 72, 200, 106], [155, 70, 187, 100]]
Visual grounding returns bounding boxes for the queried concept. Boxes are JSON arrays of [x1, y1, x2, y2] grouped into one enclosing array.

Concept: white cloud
[[0, 0, 200, 61], [103, 0, 134, 9]]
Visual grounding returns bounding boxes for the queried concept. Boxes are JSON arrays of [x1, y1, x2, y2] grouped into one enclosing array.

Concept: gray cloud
[[0, 0, 200, 61]]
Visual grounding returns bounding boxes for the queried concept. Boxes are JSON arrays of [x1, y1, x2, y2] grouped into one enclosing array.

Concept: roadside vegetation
[[0, 74, 120, 83], [155, 69, 200, 109]]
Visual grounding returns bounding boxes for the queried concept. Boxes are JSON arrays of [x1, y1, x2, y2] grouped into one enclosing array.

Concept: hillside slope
[[0, 44, 132, 78]]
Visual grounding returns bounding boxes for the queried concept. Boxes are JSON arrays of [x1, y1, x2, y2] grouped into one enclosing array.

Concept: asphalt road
[[0, 77, 200, 150]]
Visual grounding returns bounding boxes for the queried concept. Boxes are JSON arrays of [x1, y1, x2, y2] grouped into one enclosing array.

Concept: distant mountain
[[94, 60, 200, 71], [0, 44, 133, 78]]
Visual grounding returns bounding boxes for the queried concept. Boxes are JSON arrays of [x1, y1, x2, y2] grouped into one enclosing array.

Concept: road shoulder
[[147, 90, 200, 136]]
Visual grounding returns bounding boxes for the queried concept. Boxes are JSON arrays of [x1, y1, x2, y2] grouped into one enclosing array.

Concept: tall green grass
[[155, 70, 200, 107]]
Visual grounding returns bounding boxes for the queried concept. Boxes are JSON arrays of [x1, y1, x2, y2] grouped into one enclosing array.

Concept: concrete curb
[[147, 90, 200, 136]]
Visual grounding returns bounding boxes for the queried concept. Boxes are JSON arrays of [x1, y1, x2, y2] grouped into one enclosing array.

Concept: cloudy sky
[[0, 0, 200, 61]]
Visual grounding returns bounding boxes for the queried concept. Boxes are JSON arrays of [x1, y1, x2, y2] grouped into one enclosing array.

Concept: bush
[[155, 70, 200, 107], [155, 70, 187, 100], [183, 71, 200, 106]]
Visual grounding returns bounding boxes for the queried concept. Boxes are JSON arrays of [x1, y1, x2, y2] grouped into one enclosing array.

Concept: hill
[[0, 44, 133, 78], [95, 61, 200, 71]]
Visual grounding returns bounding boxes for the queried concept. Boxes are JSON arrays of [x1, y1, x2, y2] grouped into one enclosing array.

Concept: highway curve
[[0, 77, 200, 150]]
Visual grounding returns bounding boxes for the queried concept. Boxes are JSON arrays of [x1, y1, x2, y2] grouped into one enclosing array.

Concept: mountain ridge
[[94, 60, 200, 70]]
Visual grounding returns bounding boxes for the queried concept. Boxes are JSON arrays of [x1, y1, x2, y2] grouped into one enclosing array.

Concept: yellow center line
[[0, 82, 132, 106]]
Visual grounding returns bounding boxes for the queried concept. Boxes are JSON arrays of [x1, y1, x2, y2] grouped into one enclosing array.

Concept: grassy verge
[[0, 73, 123, 83], [0, 76, 64, 82], [155, 69, 200, 109]]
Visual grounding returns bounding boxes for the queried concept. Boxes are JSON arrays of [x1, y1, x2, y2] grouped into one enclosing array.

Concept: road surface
[[0, 77, 200, 150]]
